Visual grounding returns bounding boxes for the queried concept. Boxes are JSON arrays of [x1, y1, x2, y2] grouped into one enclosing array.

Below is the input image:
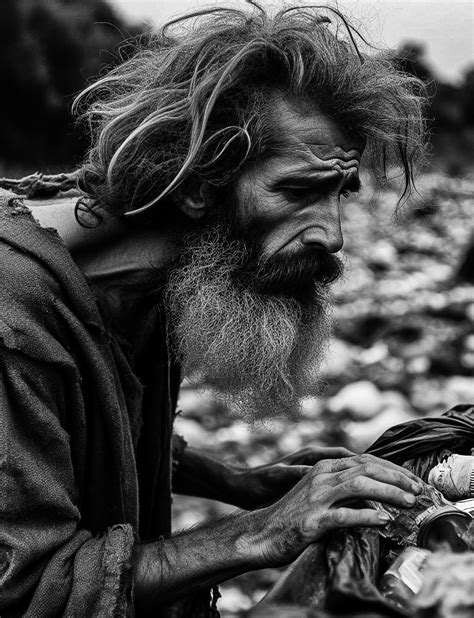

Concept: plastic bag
[[367, 404, 474, 481]]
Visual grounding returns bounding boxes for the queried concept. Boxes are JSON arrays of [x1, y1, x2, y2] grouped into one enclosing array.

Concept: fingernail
[[404, 493, 416, 505], [378, 512, 391, 522], [411, 482, 422, 494]]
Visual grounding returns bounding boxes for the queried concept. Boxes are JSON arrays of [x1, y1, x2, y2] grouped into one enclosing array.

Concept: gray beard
[[164, 227, 333, 420]]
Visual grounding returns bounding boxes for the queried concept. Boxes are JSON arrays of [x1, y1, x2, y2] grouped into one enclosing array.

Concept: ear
[[178, 182, 207, 220]]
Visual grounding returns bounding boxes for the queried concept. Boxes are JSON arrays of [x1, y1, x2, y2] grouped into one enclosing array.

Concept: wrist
[[132, 510, 268, 610], [234, 507, 275, 569]]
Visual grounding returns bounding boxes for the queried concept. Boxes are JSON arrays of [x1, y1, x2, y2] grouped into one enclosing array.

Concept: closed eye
[[281, 186, 319, 201]]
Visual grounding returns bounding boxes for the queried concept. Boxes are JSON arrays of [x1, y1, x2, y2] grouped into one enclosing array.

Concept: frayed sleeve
[[0, 347, 136, 617]]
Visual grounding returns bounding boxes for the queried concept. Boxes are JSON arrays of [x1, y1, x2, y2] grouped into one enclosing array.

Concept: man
[[0, 3, 427, 616]]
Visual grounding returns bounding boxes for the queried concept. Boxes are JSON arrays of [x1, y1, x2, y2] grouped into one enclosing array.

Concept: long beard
[[165, 226, 336, 420]]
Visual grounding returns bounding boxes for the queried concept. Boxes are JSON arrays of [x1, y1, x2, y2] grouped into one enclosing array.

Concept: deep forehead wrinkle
[[306, 144, 362, 161], [266, 144, 361, 181], [278, 141, 361, 161]]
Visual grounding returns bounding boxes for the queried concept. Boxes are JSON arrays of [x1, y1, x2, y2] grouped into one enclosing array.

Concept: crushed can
[[380, 547, 431, 613]]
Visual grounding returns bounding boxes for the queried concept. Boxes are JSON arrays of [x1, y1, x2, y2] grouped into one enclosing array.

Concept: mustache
[[239, 247, 344, 294]]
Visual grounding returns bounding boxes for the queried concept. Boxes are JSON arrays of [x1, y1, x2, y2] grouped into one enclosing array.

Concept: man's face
[[166, 99, 364, 419], [231, 96, 363, 293]]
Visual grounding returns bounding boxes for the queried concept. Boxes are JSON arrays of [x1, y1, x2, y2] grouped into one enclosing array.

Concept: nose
[[300, 199, 344, 253]]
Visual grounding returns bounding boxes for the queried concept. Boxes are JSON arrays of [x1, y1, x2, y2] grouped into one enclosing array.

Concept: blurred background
[[2, 1, 473, 613]]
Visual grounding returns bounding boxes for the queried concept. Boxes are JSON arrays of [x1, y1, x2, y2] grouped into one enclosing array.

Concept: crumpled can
[[380, 547, 431, 613]]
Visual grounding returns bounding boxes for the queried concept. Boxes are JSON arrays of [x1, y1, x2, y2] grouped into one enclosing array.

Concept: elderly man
[[0, 3, 427, 616]]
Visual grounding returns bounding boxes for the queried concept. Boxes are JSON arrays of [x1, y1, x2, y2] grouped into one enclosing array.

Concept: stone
[[444, 376, 474, 405], [327, 380, 384, 420], [218, 585, 253, 613], [299, 396, 324, 419], [320, 338, 355, 377], [173, 416, 211, 449], [215, 421, 253, 445], [380, 389, 411, 411], [368, 239, 397, 270], [277, 430, 303, 454]]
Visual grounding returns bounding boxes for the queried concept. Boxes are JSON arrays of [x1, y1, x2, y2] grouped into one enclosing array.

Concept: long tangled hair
[[74, 1, 428, 219]]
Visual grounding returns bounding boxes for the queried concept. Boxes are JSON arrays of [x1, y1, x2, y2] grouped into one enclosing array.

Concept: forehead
[[257, 96, 364, 174]]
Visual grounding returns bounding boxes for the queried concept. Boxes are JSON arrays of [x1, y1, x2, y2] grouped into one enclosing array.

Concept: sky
[[110, 0, 473, 84]]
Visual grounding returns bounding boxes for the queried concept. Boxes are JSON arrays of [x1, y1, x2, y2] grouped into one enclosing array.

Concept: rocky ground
[[172, 170, 474, 615]]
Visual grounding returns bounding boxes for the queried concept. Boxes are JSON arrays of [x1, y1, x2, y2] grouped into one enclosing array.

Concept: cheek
[[238, 182, 293, 226]]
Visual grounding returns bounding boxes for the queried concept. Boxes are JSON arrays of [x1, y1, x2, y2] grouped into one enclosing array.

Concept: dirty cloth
[[0, 188, 184, 616]]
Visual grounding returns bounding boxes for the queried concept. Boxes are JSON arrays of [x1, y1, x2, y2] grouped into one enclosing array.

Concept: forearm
[[172, 446, 242, 505], [132, 509, 266, 611]]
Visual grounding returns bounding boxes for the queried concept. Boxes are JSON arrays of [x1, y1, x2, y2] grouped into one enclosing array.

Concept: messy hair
[[74, 1, 427, 218]]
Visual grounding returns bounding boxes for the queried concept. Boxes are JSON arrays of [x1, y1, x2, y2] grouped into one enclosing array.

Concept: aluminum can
[[417, 503, 472, 551], [455, 497, 474, 516]]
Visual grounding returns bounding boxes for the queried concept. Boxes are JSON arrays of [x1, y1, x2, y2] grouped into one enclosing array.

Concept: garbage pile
[[253, 406, 474, 618]]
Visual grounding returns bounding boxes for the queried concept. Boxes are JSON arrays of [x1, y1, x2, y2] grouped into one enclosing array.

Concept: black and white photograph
[[1, 1, 473, 616]]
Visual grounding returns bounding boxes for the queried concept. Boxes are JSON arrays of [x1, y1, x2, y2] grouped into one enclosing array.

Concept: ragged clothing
[[0, 187, 208, 616]]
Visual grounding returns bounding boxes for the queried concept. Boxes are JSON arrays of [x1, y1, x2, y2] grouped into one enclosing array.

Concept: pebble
[[218, 586, 253, 613], [214, 421, 253, 445], [406, 355, 431, 374], [299, 397, 324, 419], [277, 430, 303, 453], [177, 384, 217, 417], [369, 240, 397, 270], [464, 334, 474, 352], [357, 342, 389, 365], [320, 338, 355, 377], [444, 376, 474, 405], [380, 390, 411, 411], [173, 416, 211, 448], [327, 380, 384, 420]]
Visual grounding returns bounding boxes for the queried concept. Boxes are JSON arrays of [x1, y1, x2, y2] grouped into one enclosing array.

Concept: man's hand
[[134, 453, 422, 610], [245, 453, 423, 567], [233, 446, 354, 509]]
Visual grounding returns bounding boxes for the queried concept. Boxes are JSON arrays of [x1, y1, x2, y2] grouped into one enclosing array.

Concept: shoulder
[[0, 234, 62, 304], [0, 238, 76, 364], [0, 194, 99, 363]]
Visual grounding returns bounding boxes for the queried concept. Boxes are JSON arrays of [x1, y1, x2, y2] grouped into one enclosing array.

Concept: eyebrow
[[275, 173, 362, 193]]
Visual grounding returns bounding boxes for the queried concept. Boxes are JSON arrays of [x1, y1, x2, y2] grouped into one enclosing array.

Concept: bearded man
[[0, 3, 427, 616]]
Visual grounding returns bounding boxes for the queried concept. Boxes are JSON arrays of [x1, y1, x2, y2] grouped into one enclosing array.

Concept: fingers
[[351, 454, 421, 485], [311, 454, 421, 487], [331, 475, 418, 509], [337, 459, 421, 495], [320, 507, 392, 532]]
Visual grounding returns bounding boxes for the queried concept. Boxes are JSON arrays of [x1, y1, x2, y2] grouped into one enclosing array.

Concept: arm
[[173, 444, 354, 509], [135, 453, 423, 612]]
